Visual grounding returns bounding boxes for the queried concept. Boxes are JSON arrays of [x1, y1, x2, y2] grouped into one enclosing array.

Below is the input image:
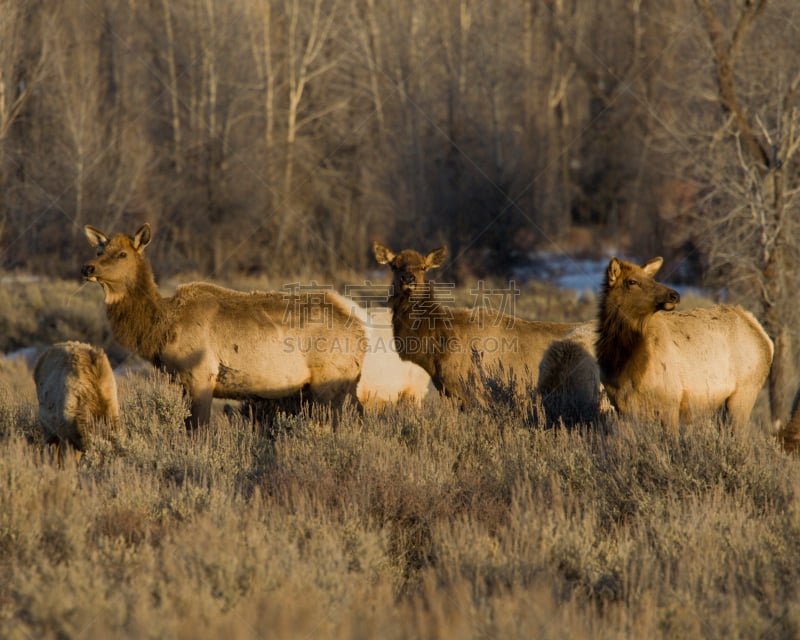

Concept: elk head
[[373, 242, 448, 296], [604, 256, 681, 321], [81, 224, 152, 303]]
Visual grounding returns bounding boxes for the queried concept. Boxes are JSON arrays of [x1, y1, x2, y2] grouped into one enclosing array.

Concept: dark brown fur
[[537, 323, 611, 426], [777, 388, 800, 453]]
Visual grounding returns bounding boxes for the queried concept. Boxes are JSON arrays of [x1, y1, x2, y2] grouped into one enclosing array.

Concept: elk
[[537, 322, 612, 426], [34, 341, 119, 461], [373, 242, 582, 401], [779, 409, 800, 453], [82, 223, 366, 427], [596, 256, 774, 431]]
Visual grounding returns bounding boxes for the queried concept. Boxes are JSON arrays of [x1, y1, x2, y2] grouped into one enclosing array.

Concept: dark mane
[[596, 278, 647, 384], [106, 256, 170, 362], [389, 281, 456, 377]]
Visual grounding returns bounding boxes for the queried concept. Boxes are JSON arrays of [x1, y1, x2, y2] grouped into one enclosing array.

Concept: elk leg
[[178, 365, 216, 429], [187, 391, 212, 428], [662, 404, 681, 436], [725, 389, 759, 432]]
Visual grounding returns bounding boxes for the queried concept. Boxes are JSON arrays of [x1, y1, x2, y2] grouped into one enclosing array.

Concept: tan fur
[[356, 307, 434, 408], [33, 341, 119, 457], [537, 323, 612, 425], [596, 256, 774, 431], [82, 224, 367, 427], [373, 242, 581, 401]]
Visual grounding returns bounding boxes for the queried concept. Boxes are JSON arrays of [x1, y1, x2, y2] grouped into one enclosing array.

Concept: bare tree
[[160, 0, 183, 174], [283, 0, 343, 196], [0, 0, 49, 246], [0, 2, 48, 143], [685, 0, 800, 423]]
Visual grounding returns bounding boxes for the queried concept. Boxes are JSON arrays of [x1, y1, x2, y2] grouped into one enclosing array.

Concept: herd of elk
[[18, 222, 785, 459]]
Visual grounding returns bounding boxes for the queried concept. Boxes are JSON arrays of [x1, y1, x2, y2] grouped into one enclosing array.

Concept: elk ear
[[132, 224, 151, 252], [642, 257, 663, 278], [607, 257, 622, 286], [373, 242, 395, 265], [425, 247, 448, 269], [84, 225, 109, 247]]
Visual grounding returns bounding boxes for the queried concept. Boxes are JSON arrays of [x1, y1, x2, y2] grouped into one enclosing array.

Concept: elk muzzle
[[399, 271, 417, 287], [659, 287, 680, 311], [81, 263, 96, 280]]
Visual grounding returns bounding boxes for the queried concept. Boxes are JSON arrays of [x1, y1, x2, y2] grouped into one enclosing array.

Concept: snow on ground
[[512, 252, 714, 299], [512, 252, 609, 296]]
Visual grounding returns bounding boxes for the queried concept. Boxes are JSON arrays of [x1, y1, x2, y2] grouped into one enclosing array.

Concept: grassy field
[[0, 277, 795, 639]]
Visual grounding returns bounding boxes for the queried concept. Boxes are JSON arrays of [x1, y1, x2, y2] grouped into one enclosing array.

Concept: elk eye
[[119, 251, 127, 259], [626, 279, 638, 287]]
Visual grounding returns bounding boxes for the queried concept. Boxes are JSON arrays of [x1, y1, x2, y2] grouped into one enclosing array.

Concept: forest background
[[1, 0, 800, 421]]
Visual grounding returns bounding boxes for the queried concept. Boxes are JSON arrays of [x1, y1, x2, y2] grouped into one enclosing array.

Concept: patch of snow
[[4, 346, 47, 370]]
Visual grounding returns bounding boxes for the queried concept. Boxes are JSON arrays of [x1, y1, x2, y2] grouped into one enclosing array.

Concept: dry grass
[[1, 276, 796, 638], [0, 354, 797, 638], [0, 276, 111, 357]]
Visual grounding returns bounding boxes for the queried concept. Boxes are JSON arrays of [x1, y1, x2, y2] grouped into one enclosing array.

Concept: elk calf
[[537, 323, 611, 426], [776, 388, 800, 453], [34, 341, 119, 459], [596, 257, 773, 431]]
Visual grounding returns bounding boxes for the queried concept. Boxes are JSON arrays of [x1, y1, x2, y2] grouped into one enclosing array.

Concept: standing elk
[[34, 341, 119, 461], [596, 256, 773, 431], [373, 242, 583, 402], [82, 223, 366, 427]]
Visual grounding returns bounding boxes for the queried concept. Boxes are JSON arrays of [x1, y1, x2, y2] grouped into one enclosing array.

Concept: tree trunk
[[161, 0, 182, 172], [769, 326, 794, 425]]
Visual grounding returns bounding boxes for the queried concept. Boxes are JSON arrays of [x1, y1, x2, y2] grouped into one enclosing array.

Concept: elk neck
[[596, 291, 651, 385], [105, 260, 170, 362], [388, 280, 455, 375]]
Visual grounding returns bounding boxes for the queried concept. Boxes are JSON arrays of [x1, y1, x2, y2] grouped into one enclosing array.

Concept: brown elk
[[596, 256, 774, 431], [34, 341, 119, 461], [373, 242, 582, 401], [82, 224, 366, 427]]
